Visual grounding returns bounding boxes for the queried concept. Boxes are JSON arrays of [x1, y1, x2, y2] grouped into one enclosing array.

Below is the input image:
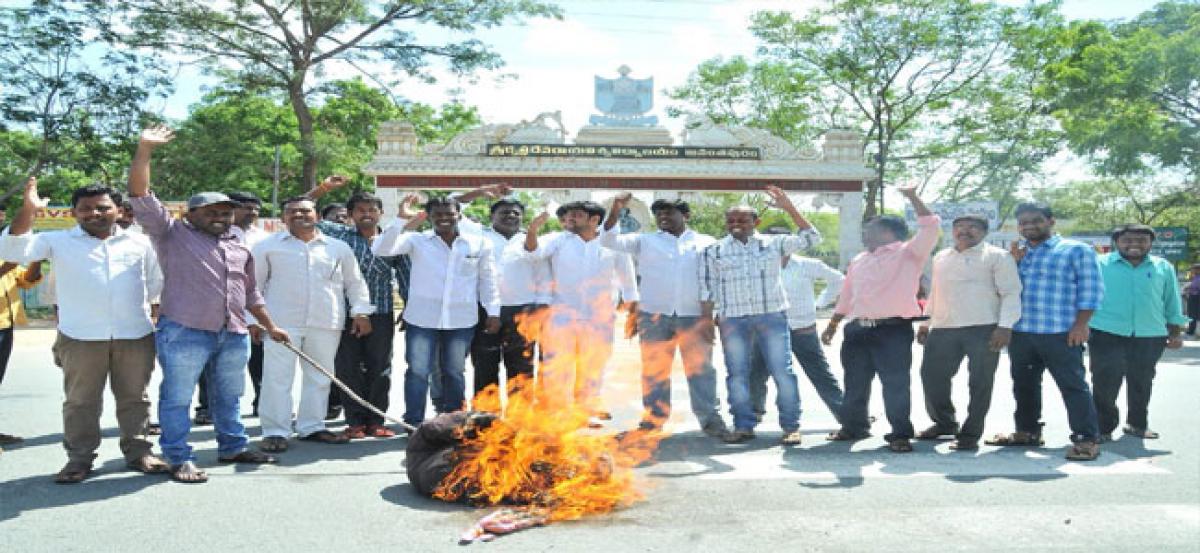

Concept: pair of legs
[[470, 304, 539, 405], [335, 314, 395, 434], [1088, 329, 1166, 437], [404, 324, 474, 426], [919, 324, 1000, 443], [1006, 331, 1100, 443], [749, 327, 843, 424], [637, 312, 724, 431], [53, 332, 160, 481], [719, 311, 800, 433], [837, 321, 915, 443], [259, 327, 343, 440], [538, 308, 614, 415]]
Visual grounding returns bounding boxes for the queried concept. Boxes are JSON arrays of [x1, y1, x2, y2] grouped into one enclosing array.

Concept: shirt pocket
[[456, 254, 481, 278]]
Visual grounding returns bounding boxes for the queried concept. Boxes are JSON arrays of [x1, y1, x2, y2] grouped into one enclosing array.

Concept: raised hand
[[896, 183, 920, 197], [764, 185, 797, 212], [398, 193, 422, 219], [479, 183, 512, 199], [322, 175, 349, 190], [139, 125, 175, 148], [528, 211, 550, 232], [23, 177, 49, 209], [403, 212, 427, 231]]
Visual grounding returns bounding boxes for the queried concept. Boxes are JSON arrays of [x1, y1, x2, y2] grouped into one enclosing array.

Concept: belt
[[793, 325, 817, 334], [854, 317, 911, 328]]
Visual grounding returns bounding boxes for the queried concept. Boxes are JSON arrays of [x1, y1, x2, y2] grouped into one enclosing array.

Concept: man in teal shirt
[[1089, 224, 1189, 442]]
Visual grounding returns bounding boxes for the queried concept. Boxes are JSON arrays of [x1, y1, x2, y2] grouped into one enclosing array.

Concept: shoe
[[722, 429, 755, 444], [701, 419, 729, 438], [780, 430, 802, 446], [345, 425, 367, 440], [325, 406, 343, 421], [367, 424, 396, 438], [193, 410, 213, 426]]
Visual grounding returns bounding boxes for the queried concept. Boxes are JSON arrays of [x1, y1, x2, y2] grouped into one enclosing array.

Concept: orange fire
[[435, 307, 664, 523]]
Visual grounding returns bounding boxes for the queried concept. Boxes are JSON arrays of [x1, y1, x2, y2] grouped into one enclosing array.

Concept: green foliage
[[1040, 1, 1199, 178]]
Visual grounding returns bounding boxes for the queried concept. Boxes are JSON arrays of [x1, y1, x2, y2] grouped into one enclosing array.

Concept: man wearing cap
[[128, 125, 290, 483], [915, 214, 1022, 451]]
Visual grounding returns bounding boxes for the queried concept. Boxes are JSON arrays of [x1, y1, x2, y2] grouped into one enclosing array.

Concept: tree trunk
[[287, 81, 318, 192]]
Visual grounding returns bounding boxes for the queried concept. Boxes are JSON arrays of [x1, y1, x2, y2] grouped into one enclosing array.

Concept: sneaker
[[722, 429, 755, 444], [193, 410, 213, 426], [345, 425, 368, 440], [701, 419, 729, 438], [780, 430, 802, 446], [367, 424, 396, 438]]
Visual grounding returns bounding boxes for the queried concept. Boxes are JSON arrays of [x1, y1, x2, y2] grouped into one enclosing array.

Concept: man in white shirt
[[450, 185, 550, 404], [601, 193, 728, 437], [0, 178, 167, 483], [524, 200, 639, 426], [372, 196, 501, 428], [252, 197, 374, 453], [748, 252, 846, 423], [917, 215, 1022, 450], [699, 187, 821, 445]]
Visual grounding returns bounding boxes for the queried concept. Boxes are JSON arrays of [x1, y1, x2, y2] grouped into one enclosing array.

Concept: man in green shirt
[[1089, 224, 1189, 442]]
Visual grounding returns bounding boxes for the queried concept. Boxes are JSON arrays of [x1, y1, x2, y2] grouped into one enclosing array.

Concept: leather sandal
[[126, 454, 170, 474], [984, 431, 1044, 447], [169, 461, 208, 484], [218, 450, 279, 464], [260, 436, 289, 453], [298, 430, 350, 444], [54, 462, 93, 484]]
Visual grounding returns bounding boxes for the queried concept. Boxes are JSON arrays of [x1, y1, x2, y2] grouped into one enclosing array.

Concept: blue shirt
[[316, 221, 411, 316], [1090, 252, 1189, 337], [1013, 235, 1104, 334]]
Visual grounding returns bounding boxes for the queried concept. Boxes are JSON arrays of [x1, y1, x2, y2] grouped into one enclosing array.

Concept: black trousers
[[839, 321, 915, 442], [0, 326, 13, 385], [335, 314, 395, 427], [1088, 329, 1166, 434], [470, 304, 538, 395], [919, 325, 1000, 440], [197, 341, 263, 414], [1187, 294, 1199, 335]]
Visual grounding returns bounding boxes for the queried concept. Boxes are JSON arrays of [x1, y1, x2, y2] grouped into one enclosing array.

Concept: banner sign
[[485, 143, 761, 160], [34, 202, 187, 231]]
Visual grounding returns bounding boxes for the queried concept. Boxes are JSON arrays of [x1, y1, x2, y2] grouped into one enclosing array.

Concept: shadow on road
[[0, 458, 169, 523]]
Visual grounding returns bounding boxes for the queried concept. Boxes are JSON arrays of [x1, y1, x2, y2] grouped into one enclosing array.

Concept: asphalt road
[[2, 323, 1198, 552]]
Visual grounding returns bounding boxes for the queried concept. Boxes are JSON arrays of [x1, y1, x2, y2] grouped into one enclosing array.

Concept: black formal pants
[[1088, 329, 1166, 434], [335, 314, 395, 427], [470, 304, 538, 396]]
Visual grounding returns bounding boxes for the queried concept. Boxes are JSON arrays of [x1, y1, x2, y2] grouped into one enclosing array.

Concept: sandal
[[826, 429, 868, 441], [915, 425, 957, 440], [53, 462, 93, 484], [1123, 425, 1160, 439], [984, 431, 1044, 446], [949, 438, 979, 451], [218, 450, 279, 464], [367, 425, 396, 438], [345, 425, 368, 440], [126, 454, 170, 474], [169, 461, 209, 483], [298, 430, 349, 444], [887, 439, 914, 453], [1065, 441, 1100, 461], [260, 436, 289, 453]]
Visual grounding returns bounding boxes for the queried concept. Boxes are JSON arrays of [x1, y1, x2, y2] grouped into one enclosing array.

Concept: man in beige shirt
[[916, 215, 1022, 450]]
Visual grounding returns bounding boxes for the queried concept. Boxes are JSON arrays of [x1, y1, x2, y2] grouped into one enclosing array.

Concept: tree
[[0, 2, 171, 199], [1041, 1, 1199, 179], [95, 0, 560, 189]]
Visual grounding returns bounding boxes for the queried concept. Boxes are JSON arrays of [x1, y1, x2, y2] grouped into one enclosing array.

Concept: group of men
[[0, 124, 1190, 485]]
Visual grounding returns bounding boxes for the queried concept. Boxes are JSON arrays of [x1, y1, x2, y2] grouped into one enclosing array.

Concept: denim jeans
[[155, 316, 251, 465], [718, 311, 799, 432], [749, 328, 844, 422], [1009, 331, 1100, 442], [839, 321, 915, 442], [637, 312, 722, 428], [404, 324, 474, 426]]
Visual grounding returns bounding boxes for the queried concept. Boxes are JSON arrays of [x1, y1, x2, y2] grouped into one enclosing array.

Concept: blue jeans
[[638, 312, 722, 427], [750, 329, 844, 422], [839, 321, 915, 441], [1009, 331, 1100, 442], [404, 324, 474, 426], [719, 312, 800, 432], [155, 317, 251, 465]]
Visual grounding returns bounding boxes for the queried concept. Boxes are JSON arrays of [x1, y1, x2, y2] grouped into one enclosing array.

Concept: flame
[[435, 306, 665, 522]]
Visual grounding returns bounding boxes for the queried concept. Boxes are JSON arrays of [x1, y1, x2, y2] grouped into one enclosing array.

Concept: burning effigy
[[405, 373, 664, 543]]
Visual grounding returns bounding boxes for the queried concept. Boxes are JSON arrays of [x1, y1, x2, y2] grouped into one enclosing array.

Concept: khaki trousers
[[53, 333, 156, 464]]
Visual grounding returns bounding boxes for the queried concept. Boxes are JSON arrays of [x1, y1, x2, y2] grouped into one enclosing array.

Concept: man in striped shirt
[[699, 186, 821, 445], [987, 202, 1104, 461]]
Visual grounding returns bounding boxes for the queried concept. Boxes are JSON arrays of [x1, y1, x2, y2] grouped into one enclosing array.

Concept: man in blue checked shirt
[[987, 202, 1104, 461], [1088, 224, 1188, 442]]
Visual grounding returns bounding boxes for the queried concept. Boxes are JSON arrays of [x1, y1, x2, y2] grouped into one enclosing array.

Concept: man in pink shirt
[[820, 186, 940, 452]]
